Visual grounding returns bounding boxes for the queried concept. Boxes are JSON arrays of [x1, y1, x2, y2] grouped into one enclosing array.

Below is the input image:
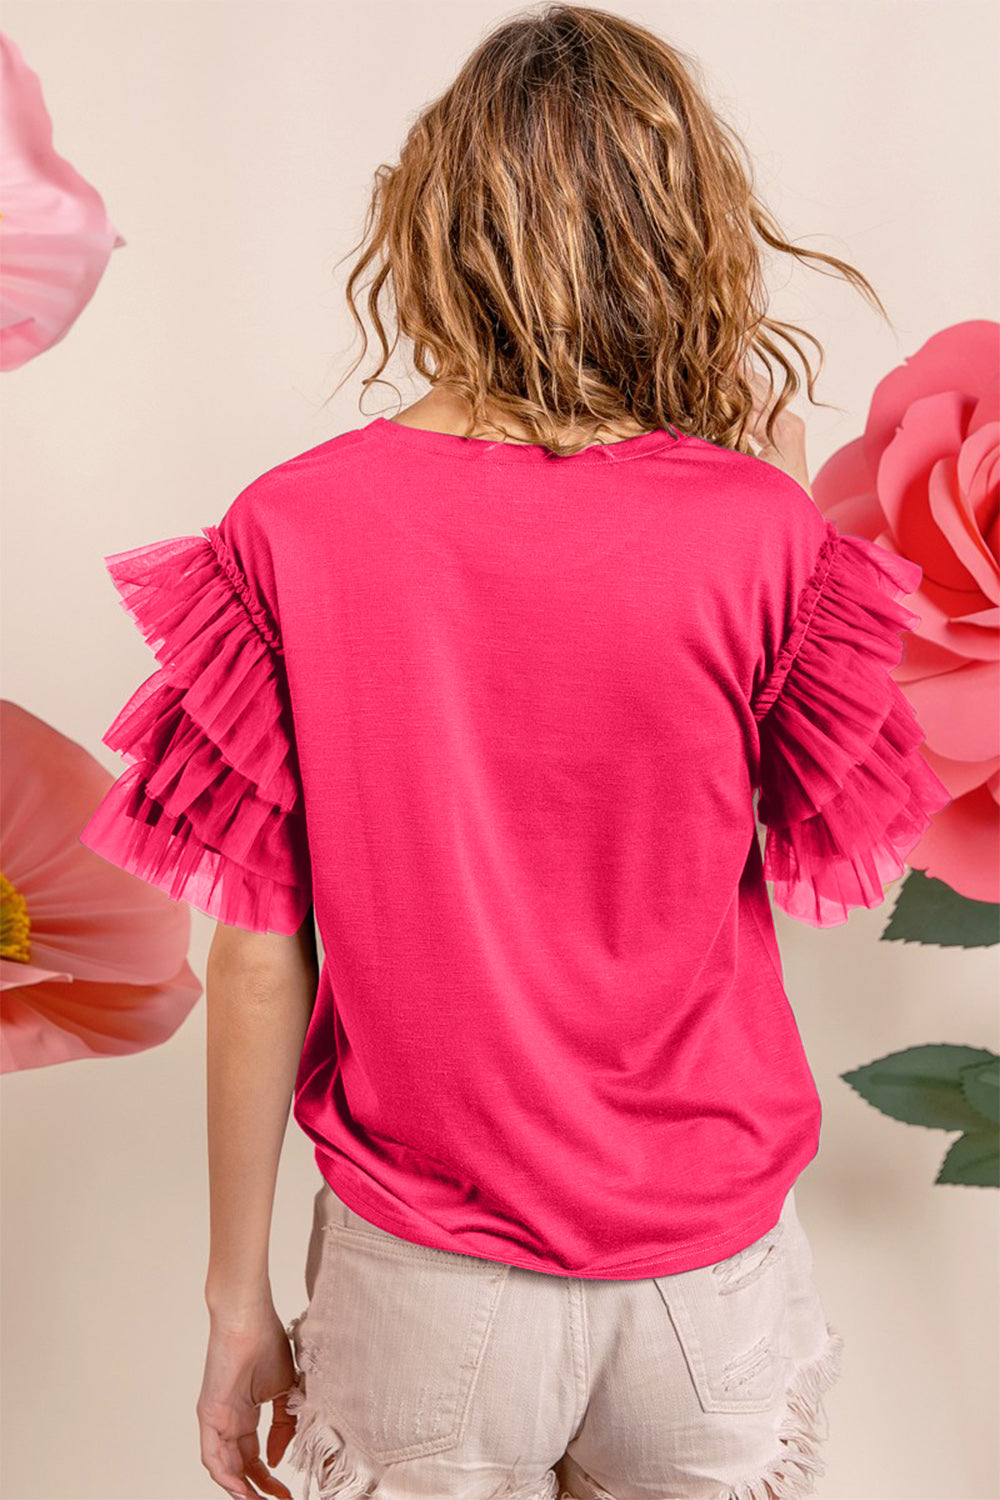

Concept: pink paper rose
[[812, 320, 999, 904]]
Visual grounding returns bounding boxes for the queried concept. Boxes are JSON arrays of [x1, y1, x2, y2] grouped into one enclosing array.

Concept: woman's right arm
[[746, 374, 813, 496]]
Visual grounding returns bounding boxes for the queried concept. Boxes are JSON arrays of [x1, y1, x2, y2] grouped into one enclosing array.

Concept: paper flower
[[1, 700, 202, 1073], [0, 31, 125, 370], [812, 320, 999, 904]]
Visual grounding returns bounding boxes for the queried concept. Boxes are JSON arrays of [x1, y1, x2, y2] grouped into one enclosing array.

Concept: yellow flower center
[[0, 872, 31, 963]]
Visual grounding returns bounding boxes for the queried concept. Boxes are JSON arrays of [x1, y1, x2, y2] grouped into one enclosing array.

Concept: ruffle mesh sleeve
[[753, 520, 952, 927], [78, 525, 313, 935]]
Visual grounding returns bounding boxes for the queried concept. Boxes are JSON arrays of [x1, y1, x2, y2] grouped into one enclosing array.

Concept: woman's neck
[[387, 388, 649, 447]]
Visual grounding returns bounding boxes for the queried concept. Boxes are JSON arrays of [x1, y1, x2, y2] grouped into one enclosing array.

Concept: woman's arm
[[204, 912, 319, 1319], [746, 373, 813, 495], [199, 911, 319, 1499]]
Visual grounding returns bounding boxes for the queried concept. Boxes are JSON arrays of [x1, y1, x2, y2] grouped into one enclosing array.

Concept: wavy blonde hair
[[330, 3, 891, 458]]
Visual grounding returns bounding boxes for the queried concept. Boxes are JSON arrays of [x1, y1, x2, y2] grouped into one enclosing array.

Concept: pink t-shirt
[[79, 415, 951, 1278]]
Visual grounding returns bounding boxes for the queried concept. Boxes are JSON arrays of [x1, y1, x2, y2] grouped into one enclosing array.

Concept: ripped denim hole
[[712, 1223, 785, 1294], [714, 1322, 846, 1500], [721, 1334, 773, 1393]]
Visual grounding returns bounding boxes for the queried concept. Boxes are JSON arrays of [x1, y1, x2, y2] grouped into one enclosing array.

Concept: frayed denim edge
[[717, 1321, 846, 1500], [282, 1378, 567, 1499], [283, 1381, 378, 1499], [280, 1319, 845, 1500]]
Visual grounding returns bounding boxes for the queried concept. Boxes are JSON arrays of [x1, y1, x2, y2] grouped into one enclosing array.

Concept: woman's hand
[[746, 374, 813, 497], [197, 1305, 299, 1500]]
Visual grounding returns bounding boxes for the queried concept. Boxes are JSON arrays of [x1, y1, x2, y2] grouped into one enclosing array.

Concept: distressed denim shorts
[[283, 1180, 844, 1500]]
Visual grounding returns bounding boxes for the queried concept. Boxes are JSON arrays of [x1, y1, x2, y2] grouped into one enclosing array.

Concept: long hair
[[330, 3, 891, 458]]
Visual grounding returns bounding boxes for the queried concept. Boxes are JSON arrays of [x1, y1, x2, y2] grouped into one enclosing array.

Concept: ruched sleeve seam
[[751, 524, 950, 926], [753, 520, 839, 725], [202, 523, 284, 657]]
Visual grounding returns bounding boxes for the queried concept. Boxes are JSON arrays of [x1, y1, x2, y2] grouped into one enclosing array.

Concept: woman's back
[[79, 409, 950, 1277]]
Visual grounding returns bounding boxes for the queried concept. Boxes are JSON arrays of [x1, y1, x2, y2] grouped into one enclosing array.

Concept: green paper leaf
[[937, 1130, 1000, 1188], [960, 1057, 1000, 1124], [841, 1043, 998, 1131], [882, 869, 1000, 948]]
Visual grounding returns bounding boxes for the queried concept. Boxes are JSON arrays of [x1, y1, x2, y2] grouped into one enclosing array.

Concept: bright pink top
[[79, 416, 951, 1278]]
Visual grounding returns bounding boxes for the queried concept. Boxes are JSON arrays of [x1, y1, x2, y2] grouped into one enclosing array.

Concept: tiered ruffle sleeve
[[78, 525, 313, 935], [753, 520, 952, 927]]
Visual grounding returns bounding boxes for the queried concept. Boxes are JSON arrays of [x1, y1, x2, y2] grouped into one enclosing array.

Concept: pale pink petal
[[1, 701, 202, 1072], [0, 969, 202, 1072], [0, 32, 125, 371], [0, 958, 72, 990]]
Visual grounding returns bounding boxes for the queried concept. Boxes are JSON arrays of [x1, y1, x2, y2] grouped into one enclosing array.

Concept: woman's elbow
[[207, 912, 319, 989]]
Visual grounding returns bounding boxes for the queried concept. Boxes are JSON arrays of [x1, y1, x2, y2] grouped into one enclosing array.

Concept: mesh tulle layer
[[80, 514, 952, 935], [754, 523, 952, 927], [78, 529, 313, 935]]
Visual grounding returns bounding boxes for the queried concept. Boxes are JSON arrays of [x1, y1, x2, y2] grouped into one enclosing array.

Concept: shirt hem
[[312, 1151, 806, 1281]]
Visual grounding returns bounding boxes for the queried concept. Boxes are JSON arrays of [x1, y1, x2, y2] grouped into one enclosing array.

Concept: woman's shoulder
[[661, 434, 831, 572], [218, 424, 374, 540]]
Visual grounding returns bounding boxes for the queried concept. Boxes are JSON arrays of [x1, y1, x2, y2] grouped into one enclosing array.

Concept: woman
[[79, 6, 951, 1499]]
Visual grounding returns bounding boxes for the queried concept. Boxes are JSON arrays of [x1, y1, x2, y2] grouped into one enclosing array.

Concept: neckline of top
[[366, 414, 690, 464]]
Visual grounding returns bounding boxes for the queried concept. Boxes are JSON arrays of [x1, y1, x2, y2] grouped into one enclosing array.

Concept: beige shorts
[[283, 1180, 844, 1500]]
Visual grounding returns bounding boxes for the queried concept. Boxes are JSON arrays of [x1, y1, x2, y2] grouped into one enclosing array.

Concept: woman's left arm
[[199, 912, 319, 1500]]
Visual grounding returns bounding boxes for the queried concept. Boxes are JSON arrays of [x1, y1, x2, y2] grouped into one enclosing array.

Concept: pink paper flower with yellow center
[[1, 700, 202, 1073]]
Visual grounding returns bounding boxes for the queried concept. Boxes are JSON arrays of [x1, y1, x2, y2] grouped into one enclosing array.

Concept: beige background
[[2, 2, 998, 1497]]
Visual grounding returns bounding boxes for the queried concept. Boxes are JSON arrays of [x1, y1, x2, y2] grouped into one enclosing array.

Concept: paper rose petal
[[811, 321, 1000, 902]]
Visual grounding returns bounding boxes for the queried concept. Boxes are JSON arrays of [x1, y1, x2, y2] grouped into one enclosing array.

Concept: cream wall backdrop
[[2, 3, 997, 1498]]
